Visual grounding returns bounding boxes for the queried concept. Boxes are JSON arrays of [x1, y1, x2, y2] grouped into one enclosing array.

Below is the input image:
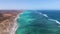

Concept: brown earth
[[0, 10, 23, 34]]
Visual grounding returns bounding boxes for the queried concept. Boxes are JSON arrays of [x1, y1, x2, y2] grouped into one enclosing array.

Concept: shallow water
[[16, 10, 60, 34]]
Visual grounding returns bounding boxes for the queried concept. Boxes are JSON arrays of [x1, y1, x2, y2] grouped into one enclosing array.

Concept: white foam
[[38, 11, 60, 25], [42, 14, 48, 17], [39, 12, 42, 14], [34, 11, 60, 25], [15, 13, 22, 21], [35, 11, 48, 17], [48, 19, 60, 24], [39, 12, 60, 25]]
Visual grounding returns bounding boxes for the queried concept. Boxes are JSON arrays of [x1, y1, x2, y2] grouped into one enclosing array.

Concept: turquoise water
[[16, 10, 60, 34]]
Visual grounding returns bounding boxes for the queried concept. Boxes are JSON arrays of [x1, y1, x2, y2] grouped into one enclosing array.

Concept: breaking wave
[[39, 11, 60, 25]]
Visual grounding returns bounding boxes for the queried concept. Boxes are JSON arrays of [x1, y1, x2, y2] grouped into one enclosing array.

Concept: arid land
[[0, 10, 22, 34]]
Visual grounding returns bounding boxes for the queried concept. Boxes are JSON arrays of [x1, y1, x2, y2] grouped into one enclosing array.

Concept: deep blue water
[[38, 10, 60, 22]]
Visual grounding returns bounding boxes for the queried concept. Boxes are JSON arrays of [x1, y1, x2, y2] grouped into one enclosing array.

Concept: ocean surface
[[16, 10, 60, 34], [39, 10, 60, 22]]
